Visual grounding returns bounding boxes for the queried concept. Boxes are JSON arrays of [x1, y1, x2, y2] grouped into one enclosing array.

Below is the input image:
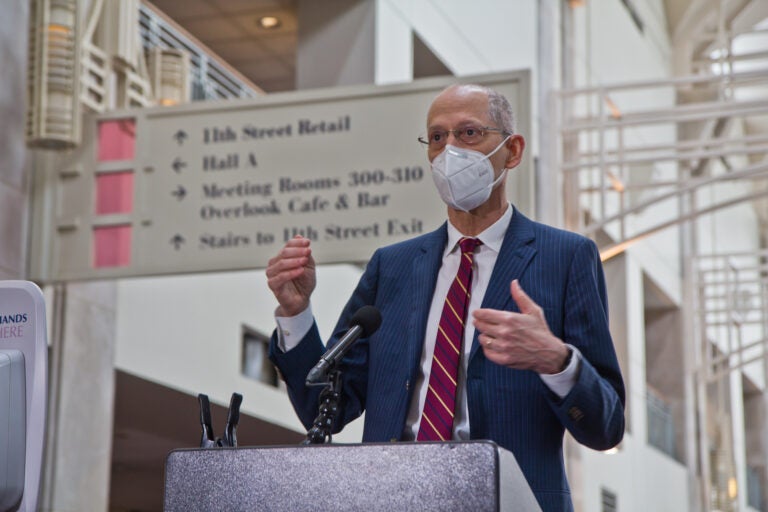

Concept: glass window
[[241, 326, 280, 388]]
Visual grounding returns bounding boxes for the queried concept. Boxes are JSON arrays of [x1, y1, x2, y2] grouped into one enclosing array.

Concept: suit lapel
[[470, 210, 537, 361], [407, 224, 448, 379]]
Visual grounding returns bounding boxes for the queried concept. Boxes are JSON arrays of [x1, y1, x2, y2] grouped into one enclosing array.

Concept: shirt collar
[[445, 203, 514, 256]]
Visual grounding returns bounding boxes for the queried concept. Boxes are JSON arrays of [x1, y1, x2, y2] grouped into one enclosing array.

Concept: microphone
[[305, 305, 382, 386]]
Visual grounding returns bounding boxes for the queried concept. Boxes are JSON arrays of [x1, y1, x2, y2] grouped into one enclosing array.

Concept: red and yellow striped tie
[[417, 237, 482, 441]]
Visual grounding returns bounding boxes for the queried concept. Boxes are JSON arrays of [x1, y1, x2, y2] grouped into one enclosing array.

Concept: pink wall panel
[[93, 225, 132, 268], [97, 119, 136, 161], [95, 172, 134, 214]]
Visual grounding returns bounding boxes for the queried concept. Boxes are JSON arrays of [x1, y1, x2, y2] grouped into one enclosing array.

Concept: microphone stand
[[301, 305, 381, 445], [302, 368, 343, 445]]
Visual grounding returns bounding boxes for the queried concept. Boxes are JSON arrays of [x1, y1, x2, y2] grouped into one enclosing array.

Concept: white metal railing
[[138, 2, 262, 101], [558, 62, 768, 512], [692, 249, 767, 512], [694, 250, 768, 384], [75, 0, 260, 114], [557, 69, 768, 261]]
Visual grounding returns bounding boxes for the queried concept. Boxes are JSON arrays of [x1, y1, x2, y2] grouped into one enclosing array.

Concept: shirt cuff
[[539, 344, 582, 399], [275, 305, 314, 352]]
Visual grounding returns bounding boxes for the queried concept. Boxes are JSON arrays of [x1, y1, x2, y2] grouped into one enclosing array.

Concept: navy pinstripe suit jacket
[[270, 209, 625, 512]]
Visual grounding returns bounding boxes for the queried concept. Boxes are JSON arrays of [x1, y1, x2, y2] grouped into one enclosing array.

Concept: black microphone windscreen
[[349, 305, 382, 337]]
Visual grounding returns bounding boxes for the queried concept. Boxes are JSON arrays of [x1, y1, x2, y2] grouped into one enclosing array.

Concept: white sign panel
[[30, 72, 531, 281]]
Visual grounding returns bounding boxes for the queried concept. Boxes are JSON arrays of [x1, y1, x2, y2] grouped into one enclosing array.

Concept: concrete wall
[[43, 281, 117, 512], [115, 265, 366, 441], [579, 432, 689, 512], [576, 250, 691, 512]]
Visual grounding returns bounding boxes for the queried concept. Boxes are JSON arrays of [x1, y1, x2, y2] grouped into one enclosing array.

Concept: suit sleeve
[[546, 238, 626, 450], [268, 250, 381, 432]]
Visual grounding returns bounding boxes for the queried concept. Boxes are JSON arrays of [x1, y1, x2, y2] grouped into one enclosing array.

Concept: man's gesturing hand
[[266, 235, 317, 317], [472, 279, 569, 374]]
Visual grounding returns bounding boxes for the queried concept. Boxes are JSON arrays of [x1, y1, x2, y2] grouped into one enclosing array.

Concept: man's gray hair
[[486, 88, 516, 134], [441, 84, 516, 134]]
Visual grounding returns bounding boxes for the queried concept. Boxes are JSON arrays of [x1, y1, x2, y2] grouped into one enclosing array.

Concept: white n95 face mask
[[430, 137, 510, 212]]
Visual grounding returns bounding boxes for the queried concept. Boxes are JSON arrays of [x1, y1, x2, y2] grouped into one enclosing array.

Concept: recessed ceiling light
[[258, 16, 281, 29]]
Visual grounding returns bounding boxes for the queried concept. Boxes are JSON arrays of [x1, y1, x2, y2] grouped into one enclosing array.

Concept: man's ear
[[504, 135, 526, 169]]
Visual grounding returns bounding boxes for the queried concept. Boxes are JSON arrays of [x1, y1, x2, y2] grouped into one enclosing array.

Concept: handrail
[[583, 160, 768, 236], [559, 68, 768, 96], [139, 1, 263, 100]]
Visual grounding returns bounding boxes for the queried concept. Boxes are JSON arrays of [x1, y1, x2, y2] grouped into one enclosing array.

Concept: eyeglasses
[[418, 125, 509, 148]]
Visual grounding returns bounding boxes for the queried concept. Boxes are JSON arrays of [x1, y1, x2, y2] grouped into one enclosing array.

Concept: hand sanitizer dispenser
[[0, 282, 47, 512], [0, 350, 25, 510]]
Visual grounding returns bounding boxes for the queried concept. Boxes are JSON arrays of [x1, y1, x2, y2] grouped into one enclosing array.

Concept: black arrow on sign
[[172, 157, 187, 173], [170, 234, 185, 250], [174, 130, 188, 145], [171, 185, 187, 200]]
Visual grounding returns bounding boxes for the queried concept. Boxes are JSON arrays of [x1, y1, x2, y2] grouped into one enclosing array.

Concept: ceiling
[[147, 0, 297, 92], [145, 0, 767, 95], [142, 0, 768, 92]]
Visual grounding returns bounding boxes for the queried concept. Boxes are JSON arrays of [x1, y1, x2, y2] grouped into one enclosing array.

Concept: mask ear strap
[[490, 168, 508, 190], [488, 135, 512, 157], [484, 136, 511, 192]]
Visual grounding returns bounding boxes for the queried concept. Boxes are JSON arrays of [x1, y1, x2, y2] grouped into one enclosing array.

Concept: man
[[267, 84, 625, 512]]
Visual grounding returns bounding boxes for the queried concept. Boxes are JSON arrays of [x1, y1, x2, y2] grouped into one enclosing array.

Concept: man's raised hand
[[266, 235, 317, 317]]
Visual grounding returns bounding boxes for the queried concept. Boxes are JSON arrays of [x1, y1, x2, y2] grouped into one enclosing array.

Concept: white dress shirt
[[276, 204, 581, 440]]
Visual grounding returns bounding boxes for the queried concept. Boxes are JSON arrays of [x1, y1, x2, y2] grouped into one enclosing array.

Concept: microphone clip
[[198, 392, 242, 448], [302, 306, 382, 444], [302, 369, 343, 445]]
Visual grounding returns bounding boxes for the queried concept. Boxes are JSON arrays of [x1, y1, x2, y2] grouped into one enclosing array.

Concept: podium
[[164, 441, 541, 511]]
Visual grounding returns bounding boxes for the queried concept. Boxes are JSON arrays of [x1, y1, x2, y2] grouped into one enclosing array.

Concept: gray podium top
[[164, 440, 541, 512]]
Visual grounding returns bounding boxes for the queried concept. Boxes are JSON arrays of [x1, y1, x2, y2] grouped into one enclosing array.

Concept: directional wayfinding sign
[[28, 72, 531, 282]]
